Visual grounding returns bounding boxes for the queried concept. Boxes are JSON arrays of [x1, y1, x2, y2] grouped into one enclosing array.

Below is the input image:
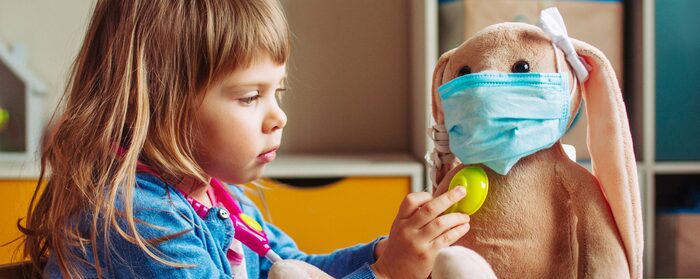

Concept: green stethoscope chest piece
[[446, 166, 489, 215]]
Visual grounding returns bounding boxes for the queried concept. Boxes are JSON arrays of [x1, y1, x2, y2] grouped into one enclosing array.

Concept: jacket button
[[218, 208, 230, 219]]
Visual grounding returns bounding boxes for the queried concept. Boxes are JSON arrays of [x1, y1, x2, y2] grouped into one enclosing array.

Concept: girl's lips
[[257, 148, 277, 163]]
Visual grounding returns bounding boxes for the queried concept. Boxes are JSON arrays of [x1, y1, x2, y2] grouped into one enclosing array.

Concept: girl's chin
[[207, 157, 271, 184], [219, 166, 265, 185]]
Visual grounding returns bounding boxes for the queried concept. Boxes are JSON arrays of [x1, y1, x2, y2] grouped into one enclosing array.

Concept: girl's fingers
[[430, 222, 470, 249], [411, 187, 466, 227], [396, 192, 433, 219], [433, 166, 465, 197], [421, 212, 470, 240]]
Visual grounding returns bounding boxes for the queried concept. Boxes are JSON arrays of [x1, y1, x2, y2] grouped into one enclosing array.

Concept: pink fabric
[[207, 187, 218, 207], [227, 248, 244, 265]]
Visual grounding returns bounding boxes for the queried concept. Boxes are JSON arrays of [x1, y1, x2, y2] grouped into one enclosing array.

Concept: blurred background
[[1, 0, 699, 277]]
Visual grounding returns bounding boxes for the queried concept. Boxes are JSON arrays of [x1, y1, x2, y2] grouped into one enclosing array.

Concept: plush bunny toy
[[266, 8, 643, 279], [426, 8, 643, 279]]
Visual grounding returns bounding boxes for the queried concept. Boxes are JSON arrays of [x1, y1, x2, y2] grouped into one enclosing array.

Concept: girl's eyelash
[[238, 87, 285, 105], [239, 94, 261, 105]]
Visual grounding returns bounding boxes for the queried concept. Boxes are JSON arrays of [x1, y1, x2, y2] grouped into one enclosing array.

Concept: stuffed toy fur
[[427, 9, 643, 279]]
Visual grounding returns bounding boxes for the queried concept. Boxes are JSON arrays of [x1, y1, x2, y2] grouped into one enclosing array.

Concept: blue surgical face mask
[[437, 72, 573, 175]]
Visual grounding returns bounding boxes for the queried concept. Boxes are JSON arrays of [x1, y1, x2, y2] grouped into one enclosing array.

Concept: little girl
[[21, 0, 470, 278]]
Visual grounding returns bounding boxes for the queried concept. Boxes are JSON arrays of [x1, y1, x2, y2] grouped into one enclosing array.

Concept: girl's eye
[[239, 93, 261, 105]]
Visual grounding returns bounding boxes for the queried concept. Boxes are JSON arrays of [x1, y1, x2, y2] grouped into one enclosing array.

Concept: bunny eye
[[511, 60, 531, 73], [457, 65, 472, 77]]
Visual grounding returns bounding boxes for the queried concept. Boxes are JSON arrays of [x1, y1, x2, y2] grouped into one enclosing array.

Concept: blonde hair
[[20, 0, 289, 278]]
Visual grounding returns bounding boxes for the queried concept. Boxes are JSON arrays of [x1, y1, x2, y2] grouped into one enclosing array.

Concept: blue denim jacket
[[44, 172, 380, 278]]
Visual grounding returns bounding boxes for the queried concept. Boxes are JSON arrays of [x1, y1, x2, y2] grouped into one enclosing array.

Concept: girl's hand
[[370, 187, 470, 279]]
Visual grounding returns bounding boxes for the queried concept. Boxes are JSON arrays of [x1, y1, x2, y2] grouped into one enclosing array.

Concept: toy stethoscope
[[135, 163, 282, 264], [445, 166, 489, 215]]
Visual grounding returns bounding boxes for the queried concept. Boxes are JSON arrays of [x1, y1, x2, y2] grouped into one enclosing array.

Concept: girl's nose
[[264, 103, 287, 133]]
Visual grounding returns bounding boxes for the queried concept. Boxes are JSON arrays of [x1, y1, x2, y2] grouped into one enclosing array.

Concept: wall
[[278, 0, 412, 154]]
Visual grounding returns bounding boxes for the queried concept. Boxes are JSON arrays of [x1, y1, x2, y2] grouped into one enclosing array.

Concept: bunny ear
[[428, 49, 456, 190], [432, 49, 455, 124], [572, 38, 643, 279]]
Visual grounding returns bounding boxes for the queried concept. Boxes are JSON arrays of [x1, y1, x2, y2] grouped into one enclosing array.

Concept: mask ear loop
[[551, 42, 585, 130], [426, 124, 455, 190], [551, 41, 583, 131]]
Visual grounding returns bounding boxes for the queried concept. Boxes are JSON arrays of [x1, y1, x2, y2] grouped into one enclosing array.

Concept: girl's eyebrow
[[220, 85, 257, 96], [223, 84, 259, 90], [223, 80, 286, 93], [225, 75, 287, 89]]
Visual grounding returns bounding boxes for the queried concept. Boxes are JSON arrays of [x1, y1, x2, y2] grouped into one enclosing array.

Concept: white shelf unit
[[0, 161, 40, 179], [640, 0, 657, 276]]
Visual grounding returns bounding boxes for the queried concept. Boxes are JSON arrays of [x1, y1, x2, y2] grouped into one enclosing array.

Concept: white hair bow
[[539, 7, 590, 82]]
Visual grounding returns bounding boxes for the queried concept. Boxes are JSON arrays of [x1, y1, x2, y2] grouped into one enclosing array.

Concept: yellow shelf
[[245, 177, 410, 254], [264, 153, 424, 192], [0, 180, 37, 265]]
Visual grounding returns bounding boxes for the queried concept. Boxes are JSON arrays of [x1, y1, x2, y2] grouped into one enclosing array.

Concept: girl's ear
[[432, 49, 455, 124], [572, 38, 643, 279]]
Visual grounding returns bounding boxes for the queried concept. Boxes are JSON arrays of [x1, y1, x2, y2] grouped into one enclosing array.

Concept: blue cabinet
[[655, 0, 700, 161]]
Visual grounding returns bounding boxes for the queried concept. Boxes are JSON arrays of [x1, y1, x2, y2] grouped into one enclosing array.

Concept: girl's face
[[194, 55, 287, 184]]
